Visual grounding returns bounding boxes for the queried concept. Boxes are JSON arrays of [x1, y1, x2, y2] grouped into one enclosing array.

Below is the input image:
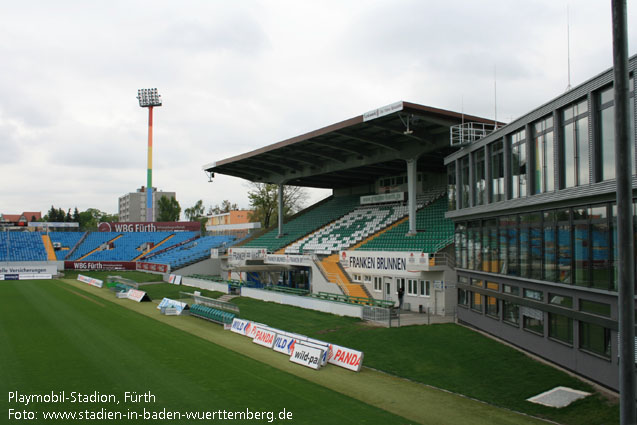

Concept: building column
[[406, 158, 417, 236], [277, 183, 284, 238]]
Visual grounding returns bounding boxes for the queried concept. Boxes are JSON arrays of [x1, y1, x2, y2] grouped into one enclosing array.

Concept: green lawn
[[231, 297, 619, 425], [0, 280, 410, 424]]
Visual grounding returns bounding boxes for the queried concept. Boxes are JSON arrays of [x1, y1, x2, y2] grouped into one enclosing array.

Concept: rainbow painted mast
[[136, 88, 162, 222]]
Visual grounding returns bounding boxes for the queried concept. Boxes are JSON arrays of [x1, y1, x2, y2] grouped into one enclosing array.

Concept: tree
[[208, 200, 238, 215], [78, 208, 103, 230], [247, 183, 308, 229], [184, 200, 205, 221], [72, 207, 80, 223], [157, 196, 181, 221]]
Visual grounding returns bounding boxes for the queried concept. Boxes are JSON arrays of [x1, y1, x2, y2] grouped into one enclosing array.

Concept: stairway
[[321, 254, 368, 298], [218, 294, 238, 303], [133, 234, 175, 261], [41, 234, 57, 261], [77, 234, 123, 261]]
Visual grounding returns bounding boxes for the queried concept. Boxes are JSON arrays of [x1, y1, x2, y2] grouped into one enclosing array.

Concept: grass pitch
[[0, 280, 408, 424], [1, 279, 554, 425]]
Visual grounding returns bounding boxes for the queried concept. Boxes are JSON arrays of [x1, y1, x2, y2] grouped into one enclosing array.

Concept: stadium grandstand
[[203, 101, 497, 315], [1, 227, 236, 273]]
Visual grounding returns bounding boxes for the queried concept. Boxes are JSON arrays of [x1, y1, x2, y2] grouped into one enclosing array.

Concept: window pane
[[448, 163, 457, 210], [580, 299, 611, 317], [487, 281, 499, 291], [491, 141, 505, 202], [549, 313, 573, 344], [579, 322, 611, 357], [557, 209, 572, 284], [499, 217, 508, 273], [523, 288, 543, 301], [600, 104, 615, 181], [545, 131, 554, 191], [519, 215, 530, 278], [591, 206, 610, 290], [543, 211, 557, 281], [502, 284, 519, 296], [486, 296, 499, 317], [549, 293, 573, 308], [489, 222, 499, 273], [563, 122, 576, 188], [503, 300, 519, 325], [529, 213, 542, 280], [471, 292, 483, 312], [507, 215, 519, 276], [461, 157, 470, 208], [573, 207, 590, 287], [458, 288, 469, 306], [474, 149, 486, 206], [522, 307, 544, 334], [576, 117, 589, 185]]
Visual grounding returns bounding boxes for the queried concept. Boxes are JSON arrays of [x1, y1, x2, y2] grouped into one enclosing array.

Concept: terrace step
[[218, 294, 238, 303]]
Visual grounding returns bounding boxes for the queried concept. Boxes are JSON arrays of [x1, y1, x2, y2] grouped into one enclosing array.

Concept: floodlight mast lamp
[[137, 88, 162, 222]]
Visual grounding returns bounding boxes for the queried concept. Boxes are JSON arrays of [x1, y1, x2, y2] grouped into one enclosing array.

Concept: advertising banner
[[168, 274, 181, 285], [326, 343, 364, 372], [127, 289, 150, 302], [339, 250, 429, 274], [273, 334, 299, 356], [228, 248, 267, 265], [98, 222, 201, 232], [77, 274, 104, 288], [360, 192, 405, 205], [0, 265, 57, 275], [65, 261, 136, 271], [157, 298, 188, 314], [136, 262, 169, 273], [264, 254, 313, 266], [252, 327, 277, 348], [289, 343, 323, 370], [363, 101, 403, 122]]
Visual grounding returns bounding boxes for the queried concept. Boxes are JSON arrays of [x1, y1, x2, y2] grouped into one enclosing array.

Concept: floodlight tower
[[137, 88, 162, 222]]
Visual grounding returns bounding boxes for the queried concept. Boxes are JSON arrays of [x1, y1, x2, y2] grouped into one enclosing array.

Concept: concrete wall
[[178, 276, 230, 294], [173, 258, 220, 276], [309, 262, 344, 294], [241, 287, 363, 318], [458, 306, 618, 390]]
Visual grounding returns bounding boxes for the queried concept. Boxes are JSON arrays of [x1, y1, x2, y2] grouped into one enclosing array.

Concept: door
[[384, 277, 392, 302]]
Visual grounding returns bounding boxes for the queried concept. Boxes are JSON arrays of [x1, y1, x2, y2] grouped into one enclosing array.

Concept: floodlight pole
[[611, 1, 636, 424], [146, 106, 154, 222], [137, 88, 162, 222]]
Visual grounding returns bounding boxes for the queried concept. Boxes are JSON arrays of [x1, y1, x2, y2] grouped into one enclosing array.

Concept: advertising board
[[289, 343, 323, 370], [98, 222, 201, 232], [77, 274, 104, 288], [252, 327, 277, 348]]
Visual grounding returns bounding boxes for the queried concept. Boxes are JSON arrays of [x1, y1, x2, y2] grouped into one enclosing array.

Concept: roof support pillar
[[405, 158, 417, 236], [277, 183, 284, 238]]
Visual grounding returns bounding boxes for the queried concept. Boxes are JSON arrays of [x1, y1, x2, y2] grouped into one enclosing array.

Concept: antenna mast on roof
[[494, 65, 498, 128], [566, 4, 572, 91]]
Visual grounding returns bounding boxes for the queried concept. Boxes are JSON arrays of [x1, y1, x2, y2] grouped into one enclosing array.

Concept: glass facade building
[[445, 57, 637, 391]]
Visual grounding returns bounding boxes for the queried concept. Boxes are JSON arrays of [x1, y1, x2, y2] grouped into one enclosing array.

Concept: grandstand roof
[[203, 101, 497, 189]]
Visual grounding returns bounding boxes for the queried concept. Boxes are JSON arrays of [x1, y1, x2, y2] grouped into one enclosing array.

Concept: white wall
[[241, 287, 363, 318], [178, 276, 230, 294], [173, 258, 221, 276]]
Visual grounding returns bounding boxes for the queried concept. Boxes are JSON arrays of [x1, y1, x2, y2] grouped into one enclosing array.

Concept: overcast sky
[[1, 1, 635, 219]]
